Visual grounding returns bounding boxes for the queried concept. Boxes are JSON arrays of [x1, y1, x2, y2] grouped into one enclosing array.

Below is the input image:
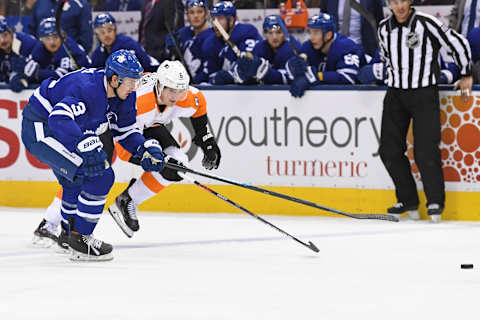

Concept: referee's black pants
[[379, 86, 445, 208]]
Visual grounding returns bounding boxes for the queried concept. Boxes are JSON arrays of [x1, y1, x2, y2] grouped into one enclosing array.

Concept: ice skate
[[428, 203, 443, 223], [32, 219, 58, 248], [68, 231, 113, 262], [108, 179, 138, 237], [387, 202, 419, 220]]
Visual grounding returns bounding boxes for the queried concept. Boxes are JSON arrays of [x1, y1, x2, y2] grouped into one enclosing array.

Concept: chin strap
[[318, 34, 333, 53]]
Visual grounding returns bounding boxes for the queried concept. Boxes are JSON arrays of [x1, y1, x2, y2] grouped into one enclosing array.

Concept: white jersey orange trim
[[115, 76, 207, 162]]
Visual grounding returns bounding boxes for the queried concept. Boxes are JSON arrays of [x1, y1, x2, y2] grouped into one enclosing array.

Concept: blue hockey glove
[[289, 75, 312, 98], [9, 73, 28, 93], [209, 70, 234, 85], [76, 133, 107, 177], [286, 56, 308, 80], [358, 63, 385, 84], [137, 139, 165, 172], [236, 54, 270, 81]]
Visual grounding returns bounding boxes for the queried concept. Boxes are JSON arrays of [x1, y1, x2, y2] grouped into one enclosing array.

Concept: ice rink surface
[[1, 208, 479, 320]]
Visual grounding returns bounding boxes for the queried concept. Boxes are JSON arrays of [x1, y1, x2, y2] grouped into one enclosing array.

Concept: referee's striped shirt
[[378, 8, 472, 89]]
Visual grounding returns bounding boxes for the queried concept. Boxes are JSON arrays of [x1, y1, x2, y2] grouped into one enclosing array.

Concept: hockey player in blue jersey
[[21, 50, 165, 261], [90, 12, 159, 72], [0, 16, 39, 92], [24, 17, 91, 83], [196, 1, 262, 84], [467, 27, 480, 83], [233, 14, 301, 85], [286, 13, 366, 97], [28, 0, 93, 52], [165, 0, 214, 82], [358, 48, 460, 85]]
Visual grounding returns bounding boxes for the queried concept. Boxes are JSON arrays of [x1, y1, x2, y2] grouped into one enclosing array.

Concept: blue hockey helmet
[[105, 49, 143, 80], [186, 0, 208, 9], [94, 12, 116, 29], [308, 13, 336, 33], [210, 1, 236, 18], [263, 15, 285, 31], [38, 17, 58, 38], [0, 16, 10, 33]]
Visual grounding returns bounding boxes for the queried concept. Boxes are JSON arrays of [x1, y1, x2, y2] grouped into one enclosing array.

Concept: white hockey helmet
[[156, 60, 190, 91]]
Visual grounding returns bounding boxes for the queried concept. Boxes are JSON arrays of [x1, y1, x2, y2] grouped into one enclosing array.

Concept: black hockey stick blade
[[308, 241, 319, 253], [165, 162, 399, 223]]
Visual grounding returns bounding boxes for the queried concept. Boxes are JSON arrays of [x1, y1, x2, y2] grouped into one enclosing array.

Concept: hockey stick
[[212, 19, 252, 59], [55, 0, 80, 69], [163, 0, 193, 81], [179, 172, 319, 253], [166, 162, 399, 222], [277, 16, 306, 59]]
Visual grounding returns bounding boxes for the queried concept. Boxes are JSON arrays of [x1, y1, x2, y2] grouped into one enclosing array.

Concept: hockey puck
[[461, 264, 474, 269]]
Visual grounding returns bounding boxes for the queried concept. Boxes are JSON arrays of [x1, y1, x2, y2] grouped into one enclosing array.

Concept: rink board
[[1, 86, 480, 220], [2, 180, 480, 221]]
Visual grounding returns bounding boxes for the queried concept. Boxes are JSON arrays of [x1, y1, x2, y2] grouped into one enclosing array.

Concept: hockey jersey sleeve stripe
[[109, 123, 138, 132], [338, 71, 356, 84], [56, 102, 74, 114], [50, 110, 75, 120], [33, 88, 53, 113], [337, 68, 358, 75], [114, 128, 142, 142]]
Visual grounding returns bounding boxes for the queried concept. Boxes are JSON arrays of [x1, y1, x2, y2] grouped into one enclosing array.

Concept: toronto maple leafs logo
[[116, 54, 126, 63]]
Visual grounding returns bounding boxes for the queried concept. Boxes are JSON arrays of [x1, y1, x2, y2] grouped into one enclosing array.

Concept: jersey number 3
[[71, 102, 86, 116]]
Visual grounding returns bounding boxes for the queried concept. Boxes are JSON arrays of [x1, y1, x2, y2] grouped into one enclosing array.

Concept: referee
[[377, 0, 473, 222]]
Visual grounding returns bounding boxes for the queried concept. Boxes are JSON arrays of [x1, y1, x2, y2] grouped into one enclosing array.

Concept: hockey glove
[[236, 54, 270, 81], [195, 133, 221, 170], [289, 75, 312, 98], [286, 56, 308, 80], [160, 157, 184, 182], [137, 139, 165, 172], [76, 133, 107, 177], [358, 63, 385, 84], [209, 70, 235, 85], [9, 73, 28, 93]]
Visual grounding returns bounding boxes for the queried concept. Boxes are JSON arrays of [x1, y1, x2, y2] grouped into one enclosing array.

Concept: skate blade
[[69, 251, 114, 262], [108, 204, 134, 238], [31, 235, 56, 248]]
